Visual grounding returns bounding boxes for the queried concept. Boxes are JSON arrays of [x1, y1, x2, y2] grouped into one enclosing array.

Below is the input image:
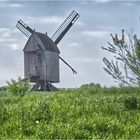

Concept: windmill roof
[[36, 32, 60, 53]]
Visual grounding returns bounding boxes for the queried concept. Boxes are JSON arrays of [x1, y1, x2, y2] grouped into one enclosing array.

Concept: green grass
[[1, 86, 140, 139]]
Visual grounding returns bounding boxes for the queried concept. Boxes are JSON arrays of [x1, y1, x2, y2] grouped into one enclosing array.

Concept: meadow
[[0, 85, 140, 139]]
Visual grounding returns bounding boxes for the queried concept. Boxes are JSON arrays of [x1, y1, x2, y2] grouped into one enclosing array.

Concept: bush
[[80, 83, 101, 89], [0, 102, 9, 124], [124, 96, 138, 110], [7, 77, 30, 97], [32, 101, 51, 123], [0, 86, 7, 91]]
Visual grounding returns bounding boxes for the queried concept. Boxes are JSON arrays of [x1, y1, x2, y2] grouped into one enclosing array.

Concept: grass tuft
[[0, 86, 140, 139]]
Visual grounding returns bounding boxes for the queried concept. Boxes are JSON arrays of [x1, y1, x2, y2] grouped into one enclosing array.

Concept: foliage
[[102, 30, 140, 86], [0, 101, 9, 124], [0, 86, 7, 91], [1, 86, 140, 139], [124, 96, 138, 110], [7, 77, 30, 97], [80, 83, 101, 89]]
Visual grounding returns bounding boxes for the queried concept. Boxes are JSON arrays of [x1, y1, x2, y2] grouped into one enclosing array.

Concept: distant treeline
[[0, 86, 7, 91]]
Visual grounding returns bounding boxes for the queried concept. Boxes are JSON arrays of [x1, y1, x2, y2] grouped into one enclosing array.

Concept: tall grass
[[0, 86, 140, 139]]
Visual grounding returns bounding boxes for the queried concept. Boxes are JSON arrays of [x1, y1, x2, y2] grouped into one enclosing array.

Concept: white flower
[[36, 120, 39, 124]]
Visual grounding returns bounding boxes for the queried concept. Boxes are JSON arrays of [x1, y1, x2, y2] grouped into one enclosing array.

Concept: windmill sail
[[16, 20, 34, 38], [51, 10, 80, 44], [59, 56, 77, 74], [16, 11, 79, 75], [51, 10, 79, 74]]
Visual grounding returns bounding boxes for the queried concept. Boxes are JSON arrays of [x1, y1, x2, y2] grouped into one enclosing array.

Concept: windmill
[[16, 10, 80, 91]]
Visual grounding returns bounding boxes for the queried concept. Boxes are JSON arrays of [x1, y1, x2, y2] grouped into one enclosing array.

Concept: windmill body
[[24, 32, 60, 84], [16, 10, 79, 91]]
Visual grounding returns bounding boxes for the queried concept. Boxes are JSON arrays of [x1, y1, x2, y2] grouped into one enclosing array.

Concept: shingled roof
[[36, 32, 60, 53], [24, 31, 60, 53]]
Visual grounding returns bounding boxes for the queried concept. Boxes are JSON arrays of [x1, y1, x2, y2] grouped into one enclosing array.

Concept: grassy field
[[0, 86, 140, 139]]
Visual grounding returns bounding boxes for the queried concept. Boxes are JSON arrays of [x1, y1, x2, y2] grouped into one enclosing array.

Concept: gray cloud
[[81, 30, 110, 38], [0, 2, 23, 8], [0, 1, 140, 87]]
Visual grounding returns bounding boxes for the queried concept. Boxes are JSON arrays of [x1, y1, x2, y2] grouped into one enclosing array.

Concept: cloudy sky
[[0, 0, 140, 88]]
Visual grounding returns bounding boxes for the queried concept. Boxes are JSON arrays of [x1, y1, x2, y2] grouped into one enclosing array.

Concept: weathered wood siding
[[24, 52, 39, 78], [39, 51, 59, 83], [24, 32, 60, 83], [24, 33, 45, 52]]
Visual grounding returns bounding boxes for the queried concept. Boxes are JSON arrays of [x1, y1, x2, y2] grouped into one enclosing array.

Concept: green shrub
[[7, 77, 30, 97], [124, 96, 138, 110], [0, 86, 7, 91], [80, 83, 101, 89], [32, 101, 51, 123], [0, 102, 9, 124]]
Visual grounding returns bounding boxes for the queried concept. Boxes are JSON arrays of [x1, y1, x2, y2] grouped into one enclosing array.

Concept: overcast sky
[[0, 0, 140, 88]]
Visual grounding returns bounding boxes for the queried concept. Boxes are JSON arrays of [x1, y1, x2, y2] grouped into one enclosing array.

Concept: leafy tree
[[102, 30, 140, 86], [7, 77, 30, 97], [80, 83, 101, 89]]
